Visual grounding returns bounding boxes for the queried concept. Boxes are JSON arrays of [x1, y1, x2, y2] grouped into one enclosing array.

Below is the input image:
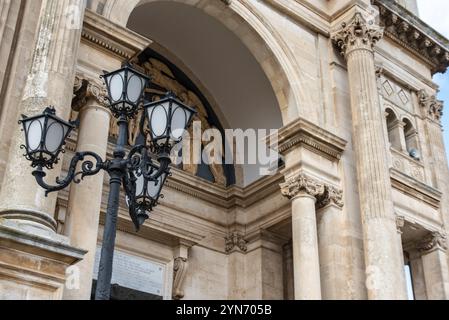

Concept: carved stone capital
[[316, 185, 344, 209], [280, 173, 326, 200], [417, 232, 448, 254], [72, 75, 108, 111], [172, 257, 188, 300], [418, 89, 444, 123], [225, 231, 247, 253], [332, 12, 384, 57]]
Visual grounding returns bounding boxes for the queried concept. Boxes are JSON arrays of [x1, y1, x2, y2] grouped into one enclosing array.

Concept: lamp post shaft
[[95, 117, 128, 300]]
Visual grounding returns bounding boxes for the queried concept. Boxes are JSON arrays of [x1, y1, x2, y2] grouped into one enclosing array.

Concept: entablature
[[373, 0, 449, 74]]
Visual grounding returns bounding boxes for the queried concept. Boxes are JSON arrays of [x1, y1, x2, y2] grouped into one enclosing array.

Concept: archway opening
[[127, 1, 284, 186]]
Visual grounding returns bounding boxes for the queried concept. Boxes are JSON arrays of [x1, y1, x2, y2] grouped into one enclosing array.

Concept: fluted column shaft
[[63, 78, 110, 300], [333, 12, 407, 299], [0, 0, 86, 235]]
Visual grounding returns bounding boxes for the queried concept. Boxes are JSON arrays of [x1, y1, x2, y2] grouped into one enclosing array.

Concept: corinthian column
[[0, 0, 86, 235], [63, 77, 110, 300], [281, 173, 325, 300], [332, 12, 407, 299]]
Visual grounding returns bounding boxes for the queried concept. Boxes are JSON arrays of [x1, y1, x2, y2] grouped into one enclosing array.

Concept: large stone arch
[[102, 0, 303, 124]]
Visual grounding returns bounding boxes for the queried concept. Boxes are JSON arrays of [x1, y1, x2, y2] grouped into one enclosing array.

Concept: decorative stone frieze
[[172, 257, 188, 300], [225, 231, 247, 253], [272, 117, 347, 162], [332, 12, 384, 57], [417, 232, 448, 254], [418, 89, 444, 123]]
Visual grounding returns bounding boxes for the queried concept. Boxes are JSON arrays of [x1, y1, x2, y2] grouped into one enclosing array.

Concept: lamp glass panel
[[127, 74, 144, 103], [170, 105, 187, 140], [45, 119, 66, 153], [27, 117, 45, 151], [135, 173, 144, 198], [109, 71, 125, 102], [147, 173, 166, 198], [149, 102, 170, 138]]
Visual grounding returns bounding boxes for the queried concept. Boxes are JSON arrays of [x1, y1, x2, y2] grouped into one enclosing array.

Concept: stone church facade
[[0, 0, 448, 300]]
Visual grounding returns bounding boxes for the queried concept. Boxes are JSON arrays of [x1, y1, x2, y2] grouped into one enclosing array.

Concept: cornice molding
[[273, 117, 347, 161], [81, 9, 151, 60], [390, 169, 442, 209], [373, 0, 449, 74]]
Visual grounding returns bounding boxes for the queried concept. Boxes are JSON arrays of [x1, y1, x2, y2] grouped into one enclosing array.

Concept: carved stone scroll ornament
[[280, 174, 344, 209], [316, 185, 344, 209], [72, 76, 108, 112], [396, 216, 405, 234], [417, 232, 448, 254], [332, 12, 384, 58], [280, 174, 326, 200], [418, 89, 444, 123], [172, 257, 188, 300], [225, 231, 248, 253]]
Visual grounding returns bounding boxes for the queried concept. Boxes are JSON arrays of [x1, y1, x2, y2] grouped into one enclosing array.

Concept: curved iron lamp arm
[[127, 145, 172, 181], [32, 151, 106, 197]]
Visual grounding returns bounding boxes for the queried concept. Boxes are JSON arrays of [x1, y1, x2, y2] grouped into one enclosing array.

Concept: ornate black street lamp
[[19, 64, 196, 300]]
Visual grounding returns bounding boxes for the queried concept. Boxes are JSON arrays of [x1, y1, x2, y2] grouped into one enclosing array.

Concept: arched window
[[403, 118, 420, 160], [385, 108, 402, 150]]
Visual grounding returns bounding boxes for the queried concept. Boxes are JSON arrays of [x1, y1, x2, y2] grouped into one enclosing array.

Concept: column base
[[0, 220, 86, 300], [0, 208, 58, 236]]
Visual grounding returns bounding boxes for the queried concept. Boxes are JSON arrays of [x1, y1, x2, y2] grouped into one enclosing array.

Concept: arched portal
[[103, 0, 300, 124], [104, 0, 298, 186]]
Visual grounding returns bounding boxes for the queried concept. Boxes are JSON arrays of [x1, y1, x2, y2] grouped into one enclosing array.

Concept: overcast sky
[[417, 0, 449, 155]]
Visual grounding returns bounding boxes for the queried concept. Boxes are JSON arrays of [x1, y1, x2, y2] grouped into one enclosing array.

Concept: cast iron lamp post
[[18, 64, 196, 300]]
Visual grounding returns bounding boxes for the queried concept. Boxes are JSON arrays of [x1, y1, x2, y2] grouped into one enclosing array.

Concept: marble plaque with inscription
[[93, 246, 165, 296]]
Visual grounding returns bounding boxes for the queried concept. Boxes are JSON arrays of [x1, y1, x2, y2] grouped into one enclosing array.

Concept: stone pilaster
[[316, 191, 352, 300], [0, 0, 86, 236], [280, 173, 325, 300], [332, 11, 407, 299], [63, 76, 110, 300], [243, 230, 285, 300], [417, 232, 449, 299], [0, 0, 87, 300], [417, 90, 449, 286]]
